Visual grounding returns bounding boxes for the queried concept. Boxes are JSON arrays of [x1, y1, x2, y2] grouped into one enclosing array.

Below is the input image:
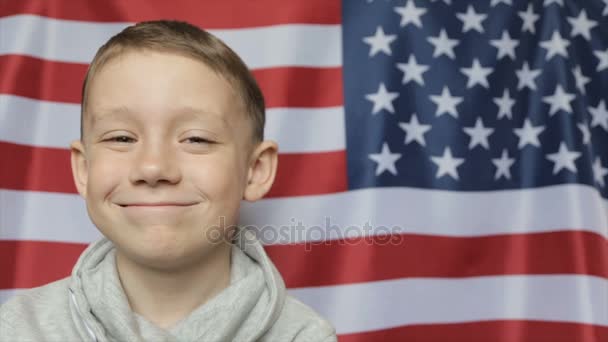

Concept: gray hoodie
[[0, 228, 336, 342]]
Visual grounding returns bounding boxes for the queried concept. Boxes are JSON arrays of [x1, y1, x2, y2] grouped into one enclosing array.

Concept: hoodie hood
[[67, 228, 286, 342]]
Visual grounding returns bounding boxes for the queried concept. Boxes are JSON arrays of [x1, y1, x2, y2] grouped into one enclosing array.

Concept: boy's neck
[[114, 242, 232, 329]]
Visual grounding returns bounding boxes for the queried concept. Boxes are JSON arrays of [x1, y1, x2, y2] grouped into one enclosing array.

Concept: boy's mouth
[[117, 201, 199, 208], [116, 202, 199, 219]]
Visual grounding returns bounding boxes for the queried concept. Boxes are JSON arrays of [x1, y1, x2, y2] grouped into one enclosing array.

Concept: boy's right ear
[[70, 140, 88, 198]]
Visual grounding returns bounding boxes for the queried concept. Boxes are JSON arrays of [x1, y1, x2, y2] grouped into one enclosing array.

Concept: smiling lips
[[121, 202, 197, 207], [118, 202, 198, 220], [118, 201, 199, 207]]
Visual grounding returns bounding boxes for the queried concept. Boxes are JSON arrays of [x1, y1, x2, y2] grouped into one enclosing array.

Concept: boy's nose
[[129, 145, 181, 186]]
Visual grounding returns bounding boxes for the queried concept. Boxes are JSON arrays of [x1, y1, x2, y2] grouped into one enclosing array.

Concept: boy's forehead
[[81, 50, 256, 144], [87, 104, 232, 132], [86, 52, 237, 126]]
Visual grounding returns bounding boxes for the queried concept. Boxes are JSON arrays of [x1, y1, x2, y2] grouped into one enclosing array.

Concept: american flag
[[1, 0, 608, 341]]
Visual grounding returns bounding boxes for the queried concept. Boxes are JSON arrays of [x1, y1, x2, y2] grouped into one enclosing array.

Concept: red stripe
[[0, 142, 77, 194], [0, 141, 347, 198], [0, 240, 84, 290], [0, 55, 86, 104], [0, 55, 343, 108], [254, 67, 343, 108], [0, 0, 340, 27], [266, 151, 348, 198], [337, 320, 608, 342], [266, 231, 608, 288], [2, 231, 606, 290]]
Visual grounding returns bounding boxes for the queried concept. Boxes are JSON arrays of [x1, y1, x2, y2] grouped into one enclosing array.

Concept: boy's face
[[70, 50, 276, 270]]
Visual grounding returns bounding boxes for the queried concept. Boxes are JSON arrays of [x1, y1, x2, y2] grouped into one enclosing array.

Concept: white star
[[493, 89, 515, 119], [427, 29, 459, 59], [567, 10, 597, 40], [592, 157, 608, 187], [369, 142, 402, 176], [363, 26, 397, 57], [546, 142, 581, 175], [540, 31, 570, 60], [519, 4, 539, 34], [365, 83, 399, 115], [460, 59, 493, 89], [399, 113, 432, 146], [514, 118, 545, 148], [431, 147, 465, 180], [491, 0, 512, 6], [603, 0, 608, 16], [430, 86, 463, 118], [463, 117, 494, 150], [456, 5, 487, 33], [589, 100, 608, 131], [544, 0, 564, 6], [572, 66, 590, 94], [394, 1, 427, 28], [516, 62, 542, 91], [492, 149, 515, 180], [396, 55, 429, 86], [542, 85, 575, 116], [594, 49, 608, 72], [490, 31, 519, 60], [577, 122, 591, 145]]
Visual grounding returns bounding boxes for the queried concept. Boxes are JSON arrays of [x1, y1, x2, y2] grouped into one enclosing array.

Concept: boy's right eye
[[105, 136, 135, 143]]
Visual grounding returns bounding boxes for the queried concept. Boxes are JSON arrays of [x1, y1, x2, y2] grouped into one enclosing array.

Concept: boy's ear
[[243, 140, 278, 202], [70, 140, 89, 198]]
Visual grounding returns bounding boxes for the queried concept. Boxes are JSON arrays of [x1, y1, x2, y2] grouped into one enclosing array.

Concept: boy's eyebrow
[[90, 105, 229, 127], [175, 106, 230, 127], [90, 106, 134, 125]]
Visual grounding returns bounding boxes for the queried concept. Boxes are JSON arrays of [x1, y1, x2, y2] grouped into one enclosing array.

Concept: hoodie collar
[[67, 228, 285, 342]]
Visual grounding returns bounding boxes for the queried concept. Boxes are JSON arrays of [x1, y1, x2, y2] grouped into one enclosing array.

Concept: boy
[[0, 20, 337, 342]]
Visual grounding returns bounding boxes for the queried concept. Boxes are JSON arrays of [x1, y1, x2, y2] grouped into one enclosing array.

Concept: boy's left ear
[[243, 140, 278, 201]]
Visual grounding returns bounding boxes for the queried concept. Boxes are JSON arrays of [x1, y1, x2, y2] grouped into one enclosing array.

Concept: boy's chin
[[113, 236, 229, 272]]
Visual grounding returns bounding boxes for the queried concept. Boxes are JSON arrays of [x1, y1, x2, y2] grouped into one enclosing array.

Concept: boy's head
[[70, 20, 278, 270]]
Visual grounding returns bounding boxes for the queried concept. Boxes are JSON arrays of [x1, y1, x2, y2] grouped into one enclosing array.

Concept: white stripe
[[289, 274, 608, 334], [0, 15, 341, 68], [2, 184, 607, 244], [0, 95, 80, 149], [0, 289, 22, 305], [264, 107, 345, 153], [0, 190, 102, 243], [0, 289, 23, 305], [4, 276, 605, 334], [241, 184, 608, 243], [0, 95, 345, 153], [213, 24, 341, 68]]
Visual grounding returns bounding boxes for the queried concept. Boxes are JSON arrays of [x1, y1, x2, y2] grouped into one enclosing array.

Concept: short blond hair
[[80, 20, 265, 143]]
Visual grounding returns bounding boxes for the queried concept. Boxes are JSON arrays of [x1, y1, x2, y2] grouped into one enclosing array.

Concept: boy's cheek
[[184, 152, 244, 183], [86, 160, 125, 195]]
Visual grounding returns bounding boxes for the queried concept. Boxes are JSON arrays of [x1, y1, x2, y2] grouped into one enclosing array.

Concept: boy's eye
[[106, 136, 135, 143], [185, 137, 213, 144]]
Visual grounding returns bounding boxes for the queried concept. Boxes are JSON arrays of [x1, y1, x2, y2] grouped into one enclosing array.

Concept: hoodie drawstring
[[69, 288, 99, 342]]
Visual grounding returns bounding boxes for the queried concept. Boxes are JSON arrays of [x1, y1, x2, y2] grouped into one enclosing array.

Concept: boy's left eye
[[185, 137, 213, 144], [106, 136, 135, 143]]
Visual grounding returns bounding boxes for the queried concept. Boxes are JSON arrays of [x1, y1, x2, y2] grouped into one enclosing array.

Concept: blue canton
[[343, 0, 608, 197]]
